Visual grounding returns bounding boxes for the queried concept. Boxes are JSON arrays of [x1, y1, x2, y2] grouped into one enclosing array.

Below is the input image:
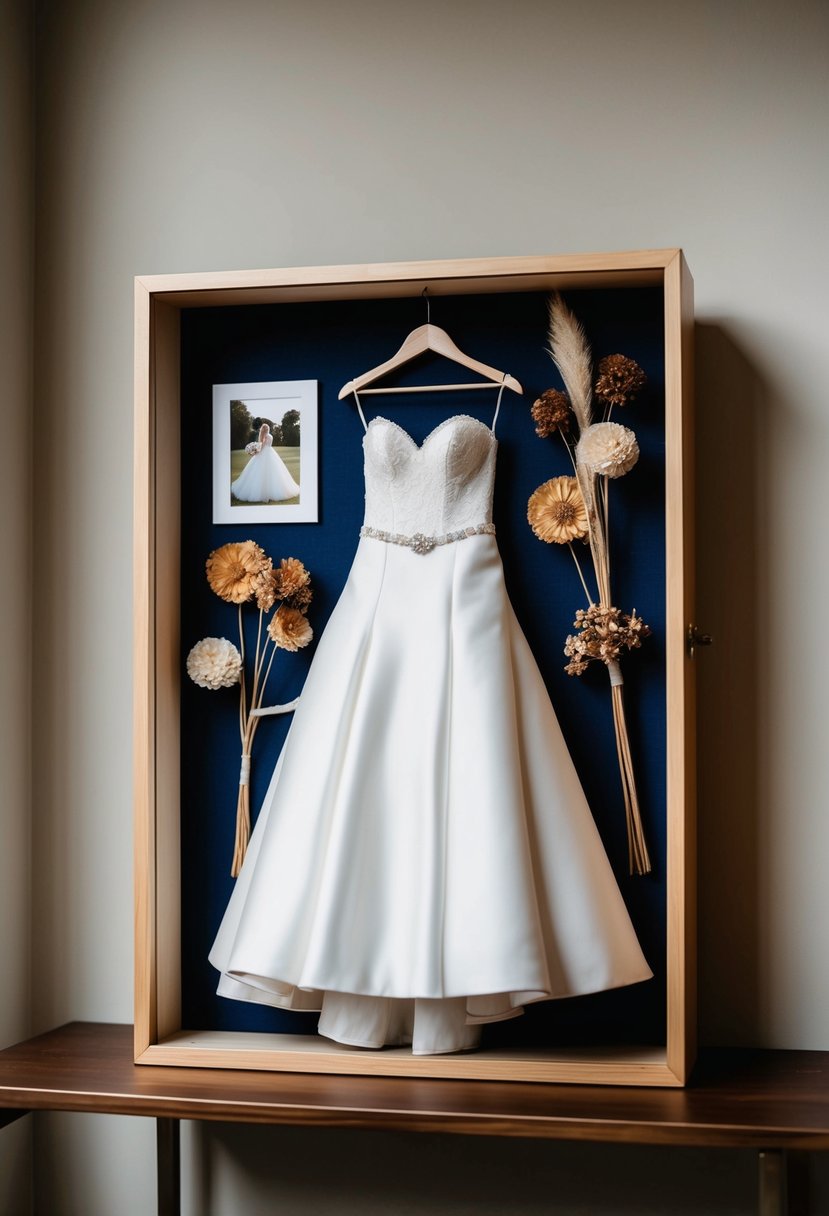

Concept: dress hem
[[217, 966, 654, 1017]]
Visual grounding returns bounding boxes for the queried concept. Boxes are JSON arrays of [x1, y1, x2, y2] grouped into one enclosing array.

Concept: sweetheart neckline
[[364, 413, 497, 452]]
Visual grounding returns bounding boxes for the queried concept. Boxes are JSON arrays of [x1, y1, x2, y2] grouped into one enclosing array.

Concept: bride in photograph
[[232, 422, 300, 504]]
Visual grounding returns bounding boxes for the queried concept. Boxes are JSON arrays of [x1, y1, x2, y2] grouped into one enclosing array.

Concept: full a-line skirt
[[209, 533, 652, 1053]]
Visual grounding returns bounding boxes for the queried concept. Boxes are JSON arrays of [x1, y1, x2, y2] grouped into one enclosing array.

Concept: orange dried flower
[[285, 582, 313, 613], [206, 541, 270, 604], [267, 605, 314, 652], [274, 557, 311, 600], [527, 477, 588, 544]]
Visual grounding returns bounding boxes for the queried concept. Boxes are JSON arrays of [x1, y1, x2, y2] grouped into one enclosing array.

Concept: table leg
[[759, 1151, 787, 1216], [758, 1148, 813, 1216], [157, 1117, 181, 1216]]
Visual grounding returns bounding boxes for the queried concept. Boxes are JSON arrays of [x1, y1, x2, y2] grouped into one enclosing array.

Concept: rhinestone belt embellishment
[[360, 522, 495, 555]]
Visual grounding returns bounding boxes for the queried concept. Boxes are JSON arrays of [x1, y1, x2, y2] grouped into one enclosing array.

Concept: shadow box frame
[[134, 249, 695, 1087]]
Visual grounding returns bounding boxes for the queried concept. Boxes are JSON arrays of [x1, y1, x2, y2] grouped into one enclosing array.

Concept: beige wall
[[0, 0, 33, 1212], [26, 0, 829, 1213]]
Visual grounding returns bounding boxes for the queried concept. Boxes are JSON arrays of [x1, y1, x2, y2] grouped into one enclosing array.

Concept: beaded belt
[[360, 522, 495, 556]]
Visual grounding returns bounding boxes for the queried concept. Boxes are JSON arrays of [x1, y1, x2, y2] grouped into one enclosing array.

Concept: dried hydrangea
[[252, 568, 278, 612], [527, 476, 588, 544], [186, 637, 243, 689], [576, 421, 639, 479], [267, 605, 314, 652], [563, 605, 651, 676], [531, 389, 571, 437], [206, 541, 270, 604], [595, 355, 646, 408]]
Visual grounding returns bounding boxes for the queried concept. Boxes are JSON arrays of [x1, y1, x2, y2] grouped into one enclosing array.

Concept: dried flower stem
[[602, 477, 611, 586], [568, 543, 594, 606], [579, 474, 649, 873], [611, 684, 651, 874], [559, 431, 578, 476], [257, 638, 278, 707], [576, 466, 610, 605], [233, 611, 275, 877], [237, 605, 247, 743], [251, 607, 264, 704], [231, 604, 253, 876]]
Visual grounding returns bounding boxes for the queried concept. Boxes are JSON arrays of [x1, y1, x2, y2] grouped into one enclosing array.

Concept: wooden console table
[[1, 1023, 827, 1215]]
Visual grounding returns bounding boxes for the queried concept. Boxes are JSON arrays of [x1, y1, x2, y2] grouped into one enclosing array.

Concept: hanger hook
[[421, 286, 431, 325]]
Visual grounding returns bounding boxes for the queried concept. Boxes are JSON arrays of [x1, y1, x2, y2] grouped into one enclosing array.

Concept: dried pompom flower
[[274, 556, 311, 601], [206, 541, 270, 604], [594, 355, 646, 408], [577, 422, 639, 478], [267, 605, 314, 652], [186, 637, 243, 689], [563, 605, 651, 676], [531, 389, 571, 437], [527, 476, 589, 544]]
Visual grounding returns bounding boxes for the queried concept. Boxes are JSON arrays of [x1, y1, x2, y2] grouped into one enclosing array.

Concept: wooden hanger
[[338, 295, 523, 399]]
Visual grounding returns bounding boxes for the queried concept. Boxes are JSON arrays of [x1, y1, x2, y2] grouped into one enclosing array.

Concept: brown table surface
[[1, 1023, 828, 1150]]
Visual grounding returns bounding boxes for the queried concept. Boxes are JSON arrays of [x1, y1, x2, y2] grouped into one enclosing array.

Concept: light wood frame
[[134, 250, 695, 1086]]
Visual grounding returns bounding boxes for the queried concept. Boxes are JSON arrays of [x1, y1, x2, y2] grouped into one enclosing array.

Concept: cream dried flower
[[577, 421, 639, 478], [267, 605, 314, 652], [206, 541, 271, 604], [527, 476, 588, 544], [186, 637, 243, 690]]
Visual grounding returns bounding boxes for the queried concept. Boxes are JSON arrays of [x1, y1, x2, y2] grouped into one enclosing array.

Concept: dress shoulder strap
[[491, 373, 510, 435], [352, 385, 369, 433]]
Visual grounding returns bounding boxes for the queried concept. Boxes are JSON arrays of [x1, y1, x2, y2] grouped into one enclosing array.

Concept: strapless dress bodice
[[362, 414, 497, 538]]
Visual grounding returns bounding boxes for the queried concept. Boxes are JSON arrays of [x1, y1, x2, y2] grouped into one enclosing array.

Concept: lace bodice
[[362, 415, 497, 536]]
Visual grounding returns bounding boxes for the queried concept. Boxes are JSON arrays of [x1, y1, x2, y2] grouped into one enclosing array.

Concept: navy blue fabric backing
[[179, 287, 667, 1047]]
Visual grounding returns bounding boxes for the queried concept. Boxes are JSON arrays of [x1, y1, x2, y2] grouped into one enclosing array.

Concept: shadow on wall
[[695, 321, 767, 1047], [188, 1123, 756, 1216]]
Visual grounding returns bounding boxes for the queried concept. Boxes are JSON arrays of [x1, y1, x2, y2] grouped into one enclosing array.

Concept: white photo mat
[[212, 380, 319, 524]]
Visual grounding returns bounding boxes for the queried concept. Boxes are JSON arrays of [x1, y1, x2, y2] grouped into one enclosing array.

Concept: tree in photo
[[281, 409, 301, 446], [230, 400, 254, 450]]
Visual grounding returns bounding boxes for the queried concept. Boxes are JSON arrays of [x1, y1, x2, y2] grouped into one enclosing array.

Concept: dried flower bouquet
[[528, 295, 652, 875], [187, 541, 315, 876]]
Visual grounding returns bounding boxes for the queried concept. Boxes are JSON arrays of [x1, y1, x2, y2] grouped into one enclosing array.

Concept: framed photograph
[[135, 251, 695, 1086], [212, 379, 318, 524]]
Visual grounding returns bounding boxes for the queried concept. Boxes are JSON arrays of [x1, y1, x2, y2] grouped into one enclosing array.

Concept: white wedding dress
[[209, 401, 652, 1055], [232, 432, 300, 503]]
